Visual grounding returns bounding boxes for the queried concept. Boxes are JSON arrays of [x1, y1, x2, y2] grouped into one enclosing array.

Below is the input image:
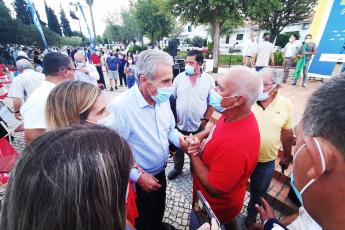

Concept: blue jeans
[[126, 76, 136, 89], [247, 160, 275, 219]]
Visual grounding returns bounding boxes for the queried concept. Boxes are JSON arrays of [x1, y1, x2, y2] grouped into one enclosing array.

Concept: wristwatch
[[200, 118, 209, 122], [14, 111, 20, 114]]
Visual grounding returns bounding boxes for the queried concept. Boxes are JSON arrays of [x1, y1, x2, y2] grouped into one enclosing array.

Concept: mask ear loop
[[299, 138, 326, 195]]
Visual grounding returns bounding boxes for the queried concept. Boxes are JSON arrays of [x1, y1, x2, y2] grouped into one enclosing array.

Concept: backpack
[[107, 56, 118, 71]]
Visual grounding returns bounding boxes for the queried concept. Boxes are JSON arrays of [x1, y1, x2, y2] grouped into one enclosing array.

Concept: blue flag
[[26, 0, 48, 49], [77, 2, 95, 50]]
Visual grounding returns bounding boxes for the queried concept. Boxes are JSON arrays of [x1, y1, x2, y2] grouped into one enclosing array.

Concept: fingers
[[255, 203, 266, 223], [260, 197, 271, 212]]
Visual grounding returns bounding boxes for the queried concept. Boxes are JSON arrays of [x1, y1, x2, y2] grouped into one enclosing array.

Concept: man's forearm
[[190, 155, 222, 197], [281, 129, 294, 158], [13, 98, 22, 113], [203, 105, 214, 121]]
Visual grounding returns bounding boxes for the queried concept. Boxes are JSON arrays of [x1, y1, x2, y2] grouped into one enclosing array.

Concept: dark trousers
[[135, 171, 167, 230], [173, 127, 201, 173], [119, 71, 127, 86], [247, 160, 275, 218], [96, 66, 106, 89]]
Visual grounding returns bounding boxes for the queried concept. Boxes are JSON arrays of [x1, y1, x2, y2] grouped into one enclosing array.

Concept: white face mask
[[289, 38, 294, 42], [96, 113, 116, 128], [305, 38, 311, 43]]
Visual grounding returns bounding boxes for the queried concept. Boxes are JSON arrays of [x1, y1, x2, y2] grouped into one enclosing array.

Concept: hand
[[15, 113, 22, 120], [137, 172, 161, 192], [197, 218, 220, 230], [279, 155, 292, 171], [186, 134, 201, 157], [255, 197, 276, 223]]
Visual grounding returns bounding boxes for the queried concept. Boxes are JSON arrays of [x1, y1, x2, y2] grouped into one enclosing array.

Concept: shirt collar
[[133, 84, 150, 108]]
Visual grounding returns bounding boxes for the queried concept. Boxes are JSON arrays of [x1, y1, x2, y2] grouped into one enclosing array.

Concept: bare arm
[[280, 128, 294, 168], [24, 128, 45, 144], [189, 155, 224, 197], [13, 98, 22, 120], [201, 105, 214, 129], [270, 52, 275, 66]]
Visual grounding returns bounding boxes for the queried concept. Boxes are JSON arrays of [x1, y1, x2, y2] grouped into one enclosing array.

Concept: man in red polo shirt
[[91, 51, 106, 89], [189, 66, 262, 228]]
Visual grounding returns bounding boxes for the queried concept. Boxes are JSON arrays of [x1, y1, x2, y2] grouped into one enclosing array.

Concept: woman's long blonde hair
[[46, 81, 101, 129]]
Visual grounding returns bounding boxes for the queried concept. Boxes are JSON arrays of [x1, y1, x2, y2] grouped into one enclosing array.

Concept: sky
[[3, 0, 131, 36]]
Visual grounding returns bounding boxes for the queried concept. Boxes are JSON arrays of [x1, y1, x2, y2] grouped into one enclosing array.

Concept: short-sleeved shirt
[[91, 54, 101, 65], [283, 42, 299, 58], [242, 40, 258, 57], [297, 42, 316, 61], [8, 69, 44, 101], [193, 113, 260, 223], [255, 41, 274, 67], [21, 80, 57, 129], [74, 63, 100, 86], [172, 71, 215, 132], [252, 94, 293, 162]]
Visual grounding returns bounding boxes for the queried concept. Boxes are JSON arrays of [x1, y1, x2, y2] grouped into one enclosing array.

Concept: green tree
[[0, 2, 18, 44], [244, 0, 317, 42], [13, 0, 32, 25], [60, 7, 72, 36], [168, 0, 243, 73], [45, 2, 62, 35], [103, 24, 123, 44], [120, 8, 141, 48], [192, 36, 205, 48], [135, 0, 173, 46]]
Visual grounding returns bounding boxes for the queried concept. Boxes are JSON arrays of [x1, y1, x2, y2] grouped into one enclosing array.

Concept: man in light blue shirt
[[110, 49, 192, 230], [168, 50, 215, 180]]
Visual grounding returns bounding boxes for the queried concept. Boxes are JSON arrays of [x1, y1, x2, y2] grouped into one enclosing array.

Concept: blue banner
[[26, 0, 48, 49], [77, 2, 95, 50], [308, 0, 345, 77]]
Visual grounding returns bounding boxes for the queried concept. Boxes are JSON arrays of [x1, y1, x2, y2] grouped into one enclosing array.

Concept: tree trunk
[[270, 28, 279, 44], [212, 20, 221, 73], [89, 6, 96, 39]]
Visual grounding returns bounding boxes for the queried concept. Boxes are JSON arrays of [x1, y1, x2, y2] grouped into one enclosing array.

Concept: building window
[[226, 34, 230, 44], [188, 25, 192, 32], [236, 34, 244, 40]]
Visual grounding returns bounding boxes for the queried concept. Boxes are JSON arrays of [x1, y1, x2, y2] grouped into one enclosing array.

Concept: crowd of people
[[0, 44, 344, 230]]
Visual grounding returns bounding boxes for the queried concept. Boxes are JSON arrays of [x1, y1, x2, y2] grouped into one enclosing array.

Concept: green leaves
[[60, 8, 72, 37]]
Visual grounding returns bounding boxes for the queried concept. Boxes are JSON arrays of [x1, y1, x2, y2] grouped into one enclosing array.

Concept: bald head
[[220, 66, 262, 107], [259, 68, 283, 87], [16, 59, 34, 72]]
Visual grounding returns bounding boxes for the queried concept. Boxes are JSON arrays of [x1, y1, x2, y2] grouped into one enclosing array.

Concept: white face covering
[[96, 113, 116, 128]]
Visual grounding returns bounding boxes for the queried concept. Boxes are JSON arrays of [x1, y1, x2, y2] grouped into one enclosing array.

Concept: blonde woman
[[45, 80, 114, 129], [45, 80, 138, 227]]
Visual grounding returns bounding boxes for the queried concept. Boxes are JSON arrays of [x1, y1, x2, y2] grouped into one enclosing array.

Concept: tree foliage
[[60, 7, 72, 37], [13, 0, 32, 25], [0, 2, 84, 47], [45, 2, 62, 35], [135, 0, 173, 45], [168, 0, 243, 73], [244, 0, 317, 42], [191, 36, 206, 48]]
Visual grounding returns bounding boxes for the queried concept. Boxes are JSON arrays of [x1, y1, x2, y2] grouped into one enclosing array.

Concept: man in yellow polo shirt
[[246, 68, 294, 227]]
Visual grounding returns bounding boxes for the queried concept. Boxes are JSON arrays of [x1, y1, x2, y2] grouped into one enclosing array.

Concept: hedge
[[177, 51, 298, 67]]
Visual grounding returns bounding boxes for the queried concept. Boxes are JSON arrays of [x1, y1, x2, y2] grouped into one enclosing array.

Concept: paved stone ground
[[0, 68, 323, 229]]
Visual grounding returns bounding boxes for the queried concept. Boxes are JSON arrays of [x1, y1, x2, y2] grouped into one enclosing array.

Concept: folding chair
[[0, 101, 19, 144]]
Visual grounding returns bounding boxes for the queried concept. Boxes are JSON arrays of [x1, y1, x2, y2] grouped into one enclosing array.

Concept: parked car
[[178, 44, 201, 52]]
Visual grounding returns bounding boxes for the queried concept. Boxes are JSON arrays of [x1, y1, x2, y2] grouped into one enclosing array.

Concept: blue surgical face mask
[[290, 138, 326, 206], [96, 113, 116, 128], [257, 91, 269, 101], [149, 80, 173, 104], [185, 64, 195, 76], [209, 90, 237, 113]]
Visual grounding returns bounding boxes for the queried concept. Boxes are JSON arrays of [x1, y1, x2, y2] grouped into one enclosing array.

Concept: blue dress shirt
[[110, 84, 181, 182]]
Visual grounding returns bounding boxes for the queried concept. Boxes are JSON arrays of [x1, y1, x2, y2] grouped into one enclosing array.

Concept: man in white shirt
[[21, 52, 75, 144], [255, 33, 275, 71], [242, 32, 258, 68], [168, 50, 215, 180], [283, 34, 299, 83], [74, 51, 99, 86], [8, 59, 44, 120]]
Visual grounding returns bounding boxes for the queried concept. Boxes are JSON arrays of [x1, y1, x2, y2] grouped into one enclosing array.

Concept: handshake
[[181, 134, 202, 157]]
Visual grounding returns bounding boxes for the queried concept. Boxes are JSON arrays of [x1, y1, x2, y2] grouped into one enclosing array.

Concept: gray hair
[[303, 75, 345, 158], [135, 49, 173, 82], [228, 66, 263, 107], [16, 59, 34, 72], [259, 68, 284, 86]]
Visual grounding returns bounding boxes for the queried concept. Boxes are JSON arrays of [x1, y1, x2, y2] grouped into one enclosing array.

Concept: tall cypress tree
[[60, 7, 72, 36], [45, 1, 62, 35], [13, 0, 32, 25]]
